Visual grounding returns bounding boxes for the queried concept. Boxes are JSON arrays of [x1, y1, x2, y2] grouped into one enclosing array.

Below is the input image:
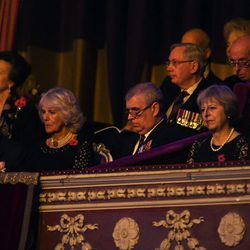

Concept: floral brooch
[[15, 96, 27, 110], [69, 138, 79, 146]]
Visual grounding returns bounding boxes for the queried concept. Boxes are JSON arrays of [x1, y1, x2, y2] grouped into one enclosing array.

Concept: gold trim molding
[[153, 210, 205, 250], [39, 182, 250, 204], [218, 212, 246, 247], [0, 172, 39, 185], [112, 217, 140, 250], [47, 213, 98, 250]]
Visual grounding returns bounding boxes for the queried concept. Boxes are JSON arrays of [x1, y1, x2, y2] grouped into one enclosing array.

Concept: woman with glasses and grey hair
[[187, 85, 249, 163]]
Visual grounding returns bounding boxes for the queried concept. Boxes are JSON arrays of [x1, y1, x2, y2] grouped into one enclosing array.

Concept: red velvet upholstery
[[94, 131, 210, 167]]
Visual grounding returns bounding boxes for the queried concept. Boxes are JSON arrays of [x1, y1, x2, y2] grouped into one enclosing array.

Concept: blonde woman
[[26, 87, 94, 171]]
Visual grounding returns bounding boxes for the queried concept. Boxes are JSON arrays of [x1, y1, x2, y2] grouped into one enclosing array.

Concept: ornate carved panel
[[38, 163, 250, 249]]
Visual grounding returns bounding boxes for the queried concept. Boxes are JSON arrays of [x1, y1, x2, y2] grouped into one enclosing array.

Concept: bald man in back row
[[181, 28, 222, 84]]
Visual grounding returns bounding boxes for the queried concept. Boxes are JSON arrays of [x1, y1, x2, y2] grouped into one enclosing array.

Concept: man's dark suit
[[120, 119, 181, 157], [120, 76, 218, 158], [160, 69, 221, 110], [223, 75, 245, 90], [160, 77, 215, 141]]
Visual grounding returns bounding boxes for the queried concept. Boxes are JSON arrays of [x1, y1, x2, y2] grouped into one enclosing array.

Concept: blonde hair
[[197, 85, 239, 126], [224, 18, 250, 41], [39, 87, 85, 133]]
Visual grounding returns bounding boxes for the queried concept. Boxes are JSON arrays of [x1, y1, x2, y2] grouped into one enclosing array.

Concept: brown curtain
[[0, 0, 20, 50], [14, 0, 250, 127]]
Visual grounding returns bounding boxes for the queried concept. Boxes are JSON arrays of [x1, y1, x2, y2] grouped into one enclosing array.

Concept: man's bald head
[[181, 28, 211, 60]]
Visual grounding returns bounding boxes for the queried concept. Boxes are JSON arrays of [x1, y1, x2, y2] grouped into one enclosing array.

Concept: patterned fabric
[[25, 134, 94, 171], [135, 135, 145, 154], [187, 134, 249, 164], [0, 94, 44, 148], [0, 95, 18, 139], [168, 91, 189, 122]]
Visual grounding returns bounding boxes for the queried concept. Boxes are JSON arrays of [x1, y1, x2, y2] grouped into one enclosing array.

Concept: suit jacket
[[164, 77, 212, 113], [160, 77, 214, 140], [205, 69, 222, 85], [160, 69, 222, 109], [120, 119, 179, 157], [223, 75, 244, 90]]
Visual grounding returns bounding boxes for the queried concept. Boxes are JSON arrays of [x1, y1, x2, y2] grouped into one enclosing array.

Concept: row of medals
[[176, 108, 203, 130]]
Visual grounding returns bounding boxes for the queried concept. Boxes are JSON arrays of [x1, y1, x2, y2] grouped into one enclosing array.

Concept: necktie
[[168, 91, 189, 122], [136, 135, 145, 154]]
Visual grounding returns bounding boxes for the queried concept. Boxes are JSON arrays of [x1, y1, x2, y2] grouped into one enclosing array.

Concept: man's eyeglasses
[[228, 58, 250, 68], [165, 60, 193, 67], [125, 104, 152, 118]]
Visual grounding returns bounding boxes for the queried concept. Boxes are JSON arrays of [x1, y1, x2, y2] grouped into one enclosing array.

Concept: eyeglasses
[[228, 58, 250, 68], [125, 104, 152, 118], [165, 60, 193, 67]]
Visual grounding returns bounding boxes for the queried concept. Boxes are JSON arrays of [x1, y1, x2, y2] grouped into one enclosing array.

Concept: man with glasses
[[120, 82, 176, 157], [224, 35, 250, 89], [225, 35, 250, 134], [161, 43, 212, 135], [161, 29, 222, 110]]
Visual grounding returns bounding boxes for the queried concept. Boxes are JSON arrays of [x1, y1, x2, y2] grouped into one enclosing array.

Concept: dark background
[[14, 0, 250, 126]]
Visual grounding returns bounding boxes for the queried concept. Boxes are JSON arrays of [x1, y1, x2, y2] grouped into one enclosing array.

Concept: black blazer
[[164, 77, 212, 113], [161, 77, 213, 140], [120, 119, 181, 157]]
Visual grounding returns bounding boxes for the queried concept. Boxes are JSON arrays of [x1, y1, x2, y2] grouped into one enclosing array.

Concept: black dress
[[187, 134, 249, 163], [0, 134, 26, 171], [25, 133, 95, 172], [0, 94, 44, 149]]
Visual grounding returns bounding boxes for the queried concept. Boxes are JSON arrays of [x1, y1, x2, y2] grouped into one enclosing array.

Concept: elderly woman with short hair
[[187, 85, 249, 163], [26, 87, 94, 171]]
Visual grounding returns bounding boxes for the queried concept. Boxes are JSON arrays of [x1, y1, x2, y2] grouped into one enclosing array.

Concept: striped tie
[[136, 135, 146, 154], [168, 91, 189, 122]]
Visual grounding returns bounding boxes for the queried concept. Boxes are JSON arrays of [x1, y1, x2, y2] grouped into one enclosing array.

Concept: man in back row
[[161, 28, 222, 106], [226, 35, 250, 134], [225, 35, 250, 87], [120, 43, 212, 157], [163, 43, 212, 132], [181, 28, 221, 84]]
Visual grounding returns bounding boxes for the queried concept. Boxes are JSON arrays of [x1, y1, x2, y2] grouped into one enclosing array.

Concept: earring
[[8, 85, 11, 93], [227, 116, 231, 119]]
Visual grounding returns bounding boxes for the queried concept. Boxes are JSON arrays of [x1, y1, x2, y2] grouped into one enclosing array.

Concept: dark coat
[[160, 68, 222, 110], [120, 119, 181, 157], [223, 75, 243, 90], [0, 134, 26, 171], [160, 77, 213, 139]]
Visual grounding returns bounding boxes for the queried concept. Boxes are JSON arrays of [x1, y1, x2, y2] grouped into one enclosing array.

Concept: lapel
[[144, 119, 169, 148], [181, 78, 208, 113]]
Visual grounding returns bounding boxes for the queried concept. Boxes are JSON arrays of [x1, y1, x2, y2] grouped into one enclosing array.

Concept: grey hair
[[39, 87, 85, 133], [223, 18, 250, 41], [125, 82, 165, 113], [170, 43, 207, 75], [197, 85, 239, 127]]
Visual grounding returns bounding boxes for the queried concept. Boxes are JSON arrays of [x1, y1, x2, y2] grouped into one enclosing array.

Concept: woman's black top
[[25, 132, 95, 172], [187, 134, 249, 164], [0, 94, 44, 149]]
